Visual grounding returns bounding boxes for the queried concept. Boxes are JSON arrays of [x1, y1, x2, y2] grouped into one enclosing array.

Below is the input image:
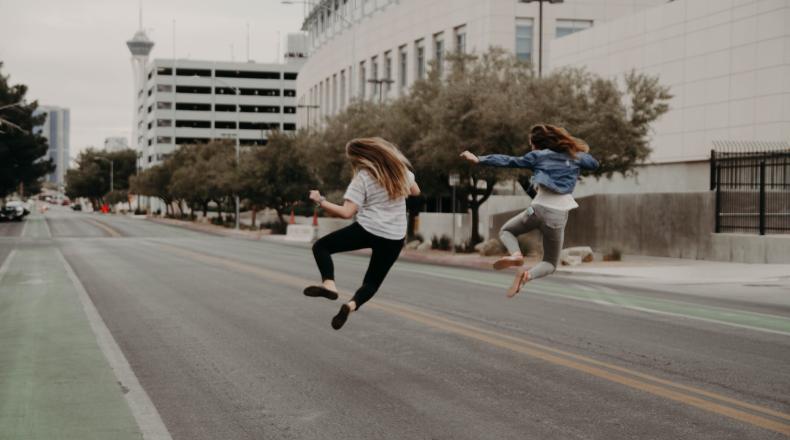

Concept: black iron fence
[[710, 142, 790, 235]]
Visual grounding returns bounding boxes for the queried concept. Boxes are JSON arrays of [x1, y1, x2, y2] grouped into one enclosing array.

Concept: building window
[[240, 105, 280, 113], [176, 68, 211, 77], [216, 70, 280, 79], [157, 84, 173, 93], [515, 18, 534, 62], [175, 103, 212, 111], [147, 105, 153, 113], [176, 85, 212, 94], [156, 136, 172, 144], [156, 119, 172, 127], [359, 61, 366, 99], [284, 106, 297, 114], [454, 25, 467, 53], [156, 67, 173, 76], [371, 56, 379, 99], [215, 104, 236, 112], [331, 74, 337, 113], [415, 39, 425, 80], [340, 70, 347, 108], [156, 101, 172, 110], [283, 123, 296, 131], [556, 19, 593, 38], [284, 72, 298, 80], [398, 45, 408, 89], [175, 120, 211, 128], [175, 137, 211, 145], [384, 51, 393, 94], [215, 121, 237, 129], [240, 122, 280, 130], [433, 32, 445, 76], [284, 89, 296, 97]]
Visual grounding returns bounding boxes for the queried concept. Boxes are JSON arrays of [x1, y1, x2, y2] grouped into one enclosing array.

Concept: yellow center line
[[153, 242, 790, 436], [84, 218, 123, 238]]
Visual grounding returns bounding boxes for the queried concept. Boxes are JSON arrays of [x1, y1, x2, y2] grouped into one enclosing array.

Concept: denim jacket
[[478, 149, 599, 194]]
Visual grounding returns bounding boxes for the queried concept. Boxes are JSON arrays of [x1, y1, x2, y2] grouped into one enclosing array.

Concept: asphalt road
[[3, 207, 789, 439]]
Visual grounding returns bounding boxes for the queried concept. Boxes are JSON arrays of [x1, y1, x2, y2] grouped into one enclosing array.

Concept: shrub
[[431, 235, 452, 251]]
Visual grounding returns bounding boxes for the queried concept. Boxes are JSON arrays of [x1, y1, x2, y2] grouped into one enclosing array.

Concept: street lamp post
[[523, 0, 564, 77], [212, 76, 241, 230], [367, 79, 395, 104], [282, 0, 356, 99], [448, 172, 460, 253], [94, 157, 114, 193]]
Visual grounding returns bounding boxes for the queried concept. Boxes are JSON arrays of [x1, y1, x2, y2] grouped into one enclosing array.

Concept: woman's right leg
[[527, 206, 569, 281], [495, 207, 541, 270], [311, 222, 370, 282]]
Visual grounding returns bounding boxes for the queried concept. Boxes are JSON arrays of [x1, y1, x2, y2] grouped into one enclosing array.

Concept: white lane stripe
[[56, 249, 173, 440], [0, 249, 17, 284], [20, 217, 29, 237]]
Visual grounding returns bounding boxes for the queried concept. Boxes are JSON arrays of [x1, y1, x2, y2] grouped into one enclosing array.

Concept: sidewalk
[[147, 218, 790, 287]]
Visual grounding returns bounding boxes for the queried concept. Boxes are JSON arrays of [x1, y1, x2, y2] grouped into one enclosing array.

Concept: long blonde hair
[[346, 137, 411, 200]]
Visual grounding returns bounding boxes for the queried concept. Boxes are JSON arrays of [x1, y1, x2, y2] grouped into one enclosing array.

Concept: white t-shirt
[[343, 169, 415, 240], [531, 185, 579, 211]]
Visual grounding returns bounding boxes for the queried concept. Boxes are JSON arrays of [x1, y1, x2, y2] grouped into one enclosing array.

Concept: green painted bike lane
[[0, 219, 142, 439]]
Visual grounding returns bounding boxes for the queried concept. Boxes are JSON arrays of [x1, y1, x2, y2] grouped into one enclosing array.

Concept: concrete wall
[[564, 192, 790, 263]]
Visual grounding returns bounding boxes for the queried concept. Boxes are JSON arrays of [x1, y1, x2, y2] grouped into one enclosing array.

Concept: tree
[[65, 148, 137, 209], [410, 50, 537, 245], [168, 141, 236, 218], [130, 163, 175, 215], [238, 131, 315, 227], [0, 62, 54, 201]]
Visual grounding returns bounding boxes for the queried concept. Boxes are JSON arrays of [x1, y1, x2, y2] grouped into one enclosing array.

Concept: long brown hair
[[529, 124, 589, 158], [346, 137, 412, 200]]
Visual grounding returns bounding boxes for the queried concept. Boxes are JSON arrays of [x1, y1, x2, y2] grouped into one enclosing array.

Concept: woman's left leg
[[332, 236, 404, 329]]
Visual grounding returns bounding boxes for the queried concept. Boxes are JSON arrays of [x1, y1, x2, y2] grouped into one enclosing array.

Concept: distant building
[[128, 33, 307, 169], [33, 105, 70, 190], [104, 136, 129, 152]]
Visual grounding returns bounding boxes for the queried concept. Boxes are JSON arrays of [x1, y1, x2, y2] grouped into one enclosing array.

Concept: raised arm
[[310, 190, 358, 219], [460, 150, 537, 169], [577, 152, 599, 171]]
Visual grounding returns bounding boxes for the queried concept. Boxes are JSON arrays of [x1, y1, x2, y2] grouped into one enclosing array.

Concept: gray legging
[[499, 204, 569, 280]]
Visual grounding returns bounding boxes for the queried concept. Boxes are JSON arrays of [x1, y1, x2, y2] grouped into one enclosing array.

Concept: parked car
[[71, 204, 82, 211], [0, 203, 27, 222]]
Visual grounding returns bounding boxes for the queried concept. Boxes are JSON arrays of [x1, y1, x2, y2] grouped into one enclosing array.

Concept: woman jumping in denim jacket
[[461, 124, 599, 297]]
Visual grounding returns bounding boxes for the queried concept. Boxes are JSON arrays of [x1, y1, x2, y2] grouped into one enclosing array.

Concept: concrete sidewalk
[[146, 217, 790, 288]]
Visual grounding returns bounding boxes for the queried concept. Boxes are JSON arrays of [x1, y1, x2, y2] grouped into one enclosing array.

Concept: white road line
[[0, 248, 17, 284], [56, 249, 173, 440], [20, 216, 29, 237]]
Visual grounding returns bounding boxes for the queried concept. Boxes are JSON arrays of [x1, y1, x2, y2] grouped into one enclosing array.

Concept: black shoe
[[303, 285, 339, 300], [331, 304, 352, 330]]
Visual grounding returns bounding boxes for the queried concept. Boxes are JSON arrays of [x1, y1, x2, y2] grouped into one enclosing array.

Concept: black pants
[[312, 222, 404, 309]]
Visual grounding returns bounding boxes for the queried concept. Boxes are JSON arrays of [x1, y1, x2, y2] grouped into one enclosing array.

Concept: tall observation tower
[[126, 4, 154, 165]]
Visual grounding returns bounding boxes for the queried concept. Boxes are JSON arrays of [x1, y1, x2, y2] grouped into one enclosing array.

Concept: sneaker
[[303, 285, 339, 300], [331, 304, 352, 330]]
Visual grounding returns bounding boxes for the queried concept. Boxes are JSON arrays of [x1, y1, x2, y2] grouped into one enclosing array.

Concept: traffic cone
[[312, 206, 319, 227], [289, 206, 295, 225]]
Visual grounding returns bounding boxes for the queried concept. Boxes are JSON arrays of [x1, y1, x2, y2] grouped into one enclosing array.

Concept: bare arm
[[309, 190, 358, 219], [409, 181, 421, 196]]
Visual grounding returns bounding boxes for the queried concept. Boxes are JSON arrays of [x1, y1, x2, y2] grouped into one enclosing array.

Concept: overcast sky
[[0, 0, 306, 159]]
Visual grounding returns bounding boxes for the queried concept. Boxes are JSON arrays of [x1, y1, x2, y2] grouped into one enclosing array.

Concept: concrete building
[[549, 0, 790, 196], [33, 105, 70, 190], [130, 30, 307, 168], [295, 0, 667, 126], [103, 136, 129, 152]]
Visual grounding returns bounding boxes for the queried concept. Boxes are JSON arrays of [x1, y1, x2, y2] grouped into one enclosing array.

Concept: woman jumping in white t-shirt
[[305, 137, 420, 330]]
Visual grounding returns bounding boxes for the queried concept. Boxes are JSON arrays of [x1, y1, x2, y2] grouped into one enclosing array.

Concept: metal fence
[[710, 141, 790, 235]]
